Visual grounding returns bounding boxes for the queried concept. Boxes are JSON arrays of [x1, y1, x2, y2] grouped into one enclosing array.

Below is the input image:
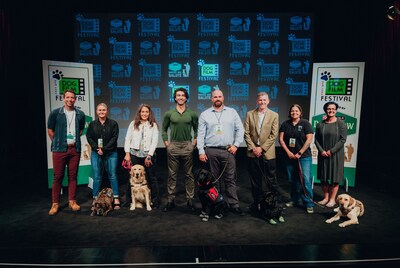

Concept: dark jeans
[[51, 146, 80, 203]]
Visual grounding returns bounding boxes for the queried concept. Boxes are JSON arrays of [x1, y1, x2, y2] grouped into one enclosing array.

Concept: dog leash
[[210, 156, 229, 185], [296, 159, 328, 209]]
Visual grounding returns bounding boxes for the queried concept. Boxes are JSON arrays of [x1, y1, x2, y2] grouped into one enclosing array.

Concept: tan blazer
[[244, 108, 279, 160]]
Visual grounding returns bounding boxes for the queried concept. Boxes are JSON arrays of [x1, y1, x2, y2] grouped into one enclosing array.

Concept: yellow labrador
[[326, 193, 365, 227], [129, 164, 152, 211]]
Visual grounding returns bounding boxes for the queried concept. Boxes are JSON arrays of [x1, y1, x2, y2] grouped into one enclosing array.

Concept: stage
[[0, 148, 399, 267]]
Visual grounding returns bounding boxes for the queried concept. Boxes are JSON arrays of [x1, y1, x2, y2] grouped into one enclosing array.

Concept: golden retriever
[[129, 164, 152, 211], [325, 193, 365, 227]]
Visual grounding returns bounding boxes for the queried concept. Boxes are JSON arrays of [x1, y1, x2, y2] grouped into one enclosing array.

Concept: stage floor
[[1, 149, 399, 267]]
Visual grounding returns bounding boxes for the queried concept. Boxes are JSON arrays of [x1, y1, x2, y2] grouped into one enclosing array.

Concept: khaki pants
[[166, 141, 195, 202]]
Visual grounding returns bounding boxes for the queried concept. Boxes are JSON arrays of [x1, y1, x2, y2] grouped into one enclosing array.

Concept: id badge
[[214, 124, 223, 135], [289, 138, 296, 148], [98, 138, 103, 148]]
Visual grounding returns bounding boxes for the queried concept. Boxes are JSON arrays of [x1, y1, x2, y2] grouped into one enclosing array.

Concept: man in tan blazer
[[244, 91, 280, 213]]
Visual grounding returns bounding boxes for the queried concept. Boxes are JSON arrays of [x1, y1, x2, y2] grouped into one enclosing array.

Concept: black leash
[[296, 159, 327, 208]]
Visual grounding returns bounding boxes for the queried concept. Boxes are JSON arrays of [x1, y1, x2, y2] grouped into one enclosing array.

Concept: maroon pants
[[51, 146, 80, 203]]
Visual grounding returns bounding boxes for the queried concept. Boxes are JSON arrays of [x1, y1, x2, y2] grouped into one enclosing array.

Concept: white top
[[124, 121, 159, 156]]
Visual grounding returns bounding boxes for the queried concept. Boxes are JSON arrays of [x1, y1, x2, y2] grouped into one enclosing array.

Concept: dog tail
[[357, 201, 365, 217]]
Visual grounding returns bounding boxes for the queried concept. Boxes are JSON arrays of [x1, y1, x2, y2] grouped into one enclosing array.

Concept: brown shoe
[[48, 203, 59, 216], [69, 200, 81, 211]]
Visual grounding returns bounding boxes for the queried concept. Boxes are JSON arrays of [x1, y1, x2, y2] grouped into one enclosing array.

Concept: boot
[[48, 203, 59, 216], [69, 200, 81, 211]]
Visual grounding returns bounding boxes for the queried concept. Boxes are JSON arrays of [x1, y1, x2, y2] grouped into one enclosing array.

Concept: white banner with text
[[43, 60, 95, 188], [309, 62, 365, 187]]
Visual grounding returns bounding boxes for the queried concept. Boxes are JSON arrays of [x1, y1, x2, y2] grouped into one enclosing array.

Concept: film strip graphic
[[326, 78, 353, 95]]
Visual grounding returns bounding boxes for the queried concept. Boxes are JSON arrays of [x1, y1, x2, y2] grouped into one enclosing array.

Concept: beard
[[213, 100, 222, 108]]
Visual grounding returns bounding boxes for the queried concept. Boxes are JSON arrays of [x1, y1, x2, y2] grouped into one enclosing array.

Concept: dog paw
[[146, 207, 152, 211], [339, 223, 346, 227], [325, 220, 332, 224], [130, 206, 135, 211]]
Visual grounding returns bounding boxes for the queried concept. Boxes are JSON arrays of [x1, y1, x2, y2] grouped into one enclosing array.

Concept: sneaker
[[268, 219, 277, 225], [199, 211, 208, 218], [285, 201, 295, 207], [278, 216, 285, 223], [201, 215, 209, 222], [214, 214, 224, 220], [307, 207, 314, 214]]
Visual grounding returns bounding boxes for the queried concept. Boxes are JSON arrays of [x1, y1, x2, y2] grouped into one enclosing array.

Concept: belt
[[67, 143, 76, 147], [207, 146, 227, 150]]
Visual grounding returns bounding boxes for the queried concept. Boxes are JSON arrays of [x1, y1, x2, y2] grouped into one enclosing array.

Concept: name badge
[[214, 124, 223, 135], [289, 138, 296, 148], [98, 138, 103, 148]]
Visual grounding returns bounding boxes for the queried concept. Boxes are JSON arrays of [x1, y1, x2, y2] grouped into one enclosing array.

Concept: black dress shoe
[[163, 201, 175, 212], [187, 200, 196, 212], [231, 207, 245, 216]]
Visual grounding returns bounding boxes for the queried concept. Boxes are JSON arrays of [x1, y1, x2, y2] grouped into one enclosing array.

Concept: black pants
[[248, 157, 281, 204]]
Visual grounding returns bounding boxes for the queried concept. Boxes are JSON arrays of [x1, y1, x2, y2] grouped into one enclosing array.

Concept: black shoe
[[163, 201, 175, 212], [247, 203, 259, 213], [187, 200, 196, 212], [231, 207, 245, 216], [152, 199, 160, 209]]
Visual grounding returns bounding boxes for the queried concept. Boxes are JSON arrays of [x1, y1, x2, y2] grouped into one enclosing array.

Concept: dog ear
[[348, 197, 355, 208]]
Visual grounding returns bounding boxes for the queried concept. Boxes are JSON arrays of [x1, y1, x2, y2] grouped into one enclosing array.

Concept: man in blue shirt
[[197, 89, 245, 215]]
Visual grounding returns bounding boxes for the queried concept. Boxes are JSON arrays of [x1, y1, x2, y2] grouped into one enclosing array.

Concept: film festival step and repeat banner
[[310, 62, 365, 188], [73, 13, 314, 147], [43, 60, 95, 187]]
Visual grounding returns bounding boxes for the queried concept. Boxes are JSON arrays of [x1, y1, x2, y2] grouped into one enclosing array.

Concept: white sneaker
[[214, 214, 223, 219], [286, 201, 295, 207]]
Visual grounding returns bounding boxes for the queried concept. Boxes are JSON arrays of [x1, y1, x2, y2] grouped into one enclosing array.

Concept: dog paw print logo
[[75, 13, 84, 22], [52, 70, 64, 81], [197, 13, 205, 22], [320, 71, 331, 81]]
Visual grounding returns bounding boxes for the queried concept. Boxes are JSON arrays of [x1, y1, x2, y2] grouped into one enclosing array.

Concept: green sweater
[[162, 107, 198, 142]]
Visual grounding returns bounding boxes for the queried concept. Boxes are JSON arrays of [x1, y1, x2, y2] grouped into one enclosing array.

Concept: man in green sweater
[[162, 88, 199, 212]]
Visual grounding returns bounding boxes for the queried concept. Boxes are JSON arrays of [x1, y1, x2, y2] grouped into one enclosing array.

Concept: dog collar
[[131, 183, 147, 187]]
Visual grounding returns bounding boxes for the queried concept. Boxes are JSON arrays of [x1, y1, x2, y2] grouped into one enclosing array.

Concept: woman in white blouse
[[124, 104, 160, 208]]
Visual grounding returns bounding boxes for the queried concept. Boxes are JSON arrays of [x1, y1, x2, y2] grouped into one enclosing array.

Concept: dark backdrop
[[1, 0, 399, 191]]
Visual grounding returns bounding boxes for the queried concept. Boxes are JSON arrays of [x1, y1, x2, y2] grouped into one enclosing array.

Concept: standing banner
[[42, 60, 95, 188], [309, 62, 364, 188]]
